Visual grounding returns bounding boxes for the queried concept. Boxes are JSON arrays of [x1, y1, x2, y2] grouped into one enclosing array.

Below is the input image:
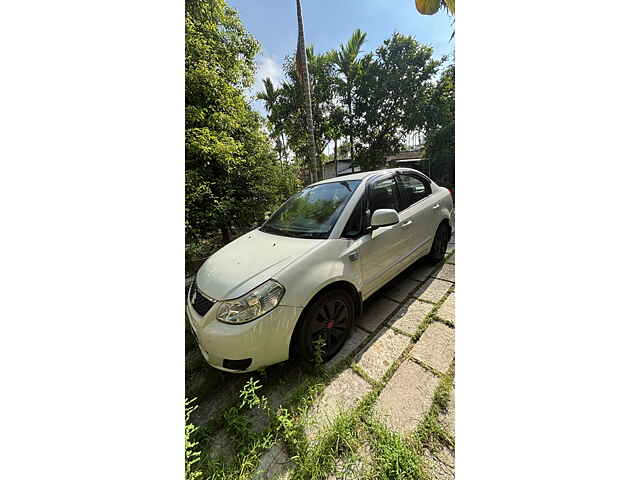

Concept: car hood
[[196, 229, 324, 300]]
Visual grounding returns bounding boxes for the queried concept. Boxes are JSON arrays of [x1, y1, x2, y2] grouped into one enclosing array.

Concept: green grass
[[414, 363, 455, 451]]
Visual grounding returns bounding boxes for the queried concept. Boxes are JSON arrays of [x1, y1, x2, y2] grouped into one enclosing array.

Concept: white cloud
[[255, 55, 283, 89], [247, 55, 284, 117]]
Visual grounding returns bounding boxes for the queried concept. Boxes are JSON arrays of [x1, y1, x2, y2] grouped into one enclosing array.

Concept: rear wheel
[[426, 223, 450, 263], [294, 289, 354, 363]]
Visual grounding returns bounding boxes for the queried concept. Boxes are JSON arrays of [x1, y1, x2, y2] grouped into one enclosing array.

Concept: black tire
[[426, 223, 450, 263], [294, 289, 355, 363]]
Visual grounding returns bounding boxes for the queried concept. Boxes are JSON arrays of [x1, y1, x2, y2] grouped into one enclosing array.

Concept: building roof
[[386, 150, 423, 162], [395, 158, 423, 163]]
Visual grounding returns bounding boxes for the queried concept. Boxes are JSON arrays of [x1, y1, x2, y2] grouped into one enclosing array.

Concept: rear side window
[[397, 174, 431, 210], [369, 177, 401, 213]]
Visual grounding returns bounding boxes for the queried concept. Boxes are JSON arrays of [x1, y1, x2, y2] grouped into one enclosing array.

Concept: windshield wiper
[[261, 225, 327, 239], [260, 225, 287, 236]]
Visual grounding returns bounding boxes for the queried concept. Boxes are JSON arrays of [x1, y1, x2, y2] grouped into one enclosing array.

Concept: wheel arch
[[288, 280, 362, 358]]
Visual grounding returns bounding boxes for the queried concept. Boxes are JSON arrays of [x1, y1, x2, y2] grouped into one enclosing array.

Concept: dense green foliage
[[259, 31, 453, 180], [185, 0, 300, 245], [273, 48, 341, 178], [423, 64, 454, 187], [351, 33, 442, 170]]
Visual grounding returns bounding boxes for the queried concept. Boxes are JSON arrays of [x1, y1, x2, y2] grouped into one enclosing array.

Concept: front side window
[[369, 177, 400, 213], [397, 174, 431, 209], [261, 180, 361, 239]]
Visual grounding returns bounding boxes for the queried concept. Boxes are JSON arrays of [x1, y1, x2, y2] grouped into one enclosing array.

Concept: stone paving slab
[[325, 326, 369, 372], [304, 369, 372, 442], [373, 359, 440, 435], [354, 327, 411, 382], [411, 322, 455, 374], [430, 263, 455, 283], [357, 296, 399, 333], [386, 298, 434, 336], [382, 276, 421, 303], [407, 261, 438, 282], [252, 442, 293, 480], [436, 292, 455, 325], [412, 277, 452, 304], [424, 448, 455, 480]]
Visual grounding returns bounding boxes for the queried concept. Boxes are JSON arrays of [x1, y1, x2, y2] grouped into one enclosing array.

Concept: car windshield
[[261, 180, 361, 239]]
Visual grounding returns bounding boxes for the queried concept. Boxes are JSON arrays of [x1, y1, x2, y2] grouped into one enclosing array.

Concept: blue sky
[[226, 0, 454, 116]]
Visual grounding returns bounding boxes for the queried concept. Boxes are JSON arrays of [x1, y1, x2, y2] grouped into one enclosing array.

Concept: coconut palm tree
[[329, 29, 367, 173], [294, 0, 319, 183], [257, 77, 287, 172], [415, 1, 455, 40], [415, 0, 455, 16]]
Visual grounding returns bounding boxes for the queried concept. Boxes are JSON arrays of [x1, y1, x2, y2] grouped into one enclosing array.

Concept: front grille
[[190, 282, 215, 317]]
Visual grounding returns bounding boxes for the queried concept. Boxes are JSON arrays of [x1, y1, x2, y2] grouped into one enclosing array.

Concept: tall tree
[[185, 0, 299, 244], [351, 33, 443, 170], [423, 63, 454, 187], [329, 29, 367, 172], [294, 0, 319, 183], [257, 78, 287, 171], [275, 47, 339, 183]]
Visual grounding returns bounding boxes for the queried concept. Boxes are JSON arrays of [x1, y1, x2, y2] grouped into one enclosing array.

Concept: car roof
[[310, 168, 422, 187]]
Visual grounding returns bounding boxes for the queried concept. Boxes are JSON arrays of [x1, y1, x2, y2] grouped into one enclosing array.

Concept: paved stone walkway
[[373, 358, 440, 434], [191, 236, 456, 479]]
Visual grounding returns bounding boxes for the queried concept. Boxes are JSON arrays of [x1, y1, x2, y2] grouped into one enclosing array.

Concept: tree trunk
[[221, 225, 231, 244], [334, 138, 338, 177], [347, 86, 354, 173], [295, 0, 319, 183]]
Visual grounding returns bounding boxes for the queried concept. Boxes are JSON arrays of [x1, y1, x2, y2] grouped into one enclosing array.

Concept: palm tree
[[294, 0, 319, 183], [329, 29, 367, 173], [415, 0, 455, 38], [415, 0, 455, 16], [257, 77, 286, 172]]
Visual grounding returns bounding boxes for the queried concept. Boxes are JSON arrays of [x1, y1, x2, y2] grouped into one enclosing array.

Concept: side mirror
[[371, 209, 400, 229]]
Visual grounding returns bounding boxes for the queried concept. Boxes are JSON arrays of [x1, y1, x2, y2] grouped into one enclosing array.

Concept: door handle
[[432, 204, 440, 210], [401, 221, 412, 229]]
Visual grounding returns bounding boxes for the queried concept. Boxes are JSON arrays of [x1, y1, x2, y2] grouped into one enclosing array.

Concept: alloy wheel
[[309, 298, 350, 360]]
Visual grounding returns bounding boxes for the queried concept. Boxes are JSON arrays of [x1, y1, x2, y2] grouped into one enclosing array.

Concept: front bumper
[[186, 300, 302, 373]]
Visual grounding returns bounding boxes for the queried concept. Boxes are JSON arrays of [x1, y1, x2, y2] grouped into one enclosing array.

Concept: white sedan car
[[186, 168, 454, 373]]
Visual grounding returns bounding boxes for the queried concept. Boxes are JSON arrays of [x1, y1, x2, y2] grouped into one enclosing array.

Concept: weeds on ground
[[291, 405, 363, 479], [185, 398, 203, 480], [312, 336, 326, 368], [366, 419, 429, 480], [414, 364, 455, 451]]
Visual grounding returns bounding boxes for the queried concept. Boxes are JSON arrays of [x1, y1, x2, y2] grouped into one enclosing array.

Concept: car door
[[358, 175, 412, 297], [395, 173, 438, 255]]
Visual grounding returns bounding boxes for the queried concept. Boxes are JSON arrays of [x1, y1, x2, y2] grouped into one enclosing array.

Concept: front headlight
[[216, 280, 285, 325]]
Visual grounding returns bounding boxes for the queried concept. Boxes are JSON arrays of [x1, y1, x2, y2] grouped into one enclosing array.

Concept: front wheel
[[426, 223, 450, 263], [294, 289, 354, 363]]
